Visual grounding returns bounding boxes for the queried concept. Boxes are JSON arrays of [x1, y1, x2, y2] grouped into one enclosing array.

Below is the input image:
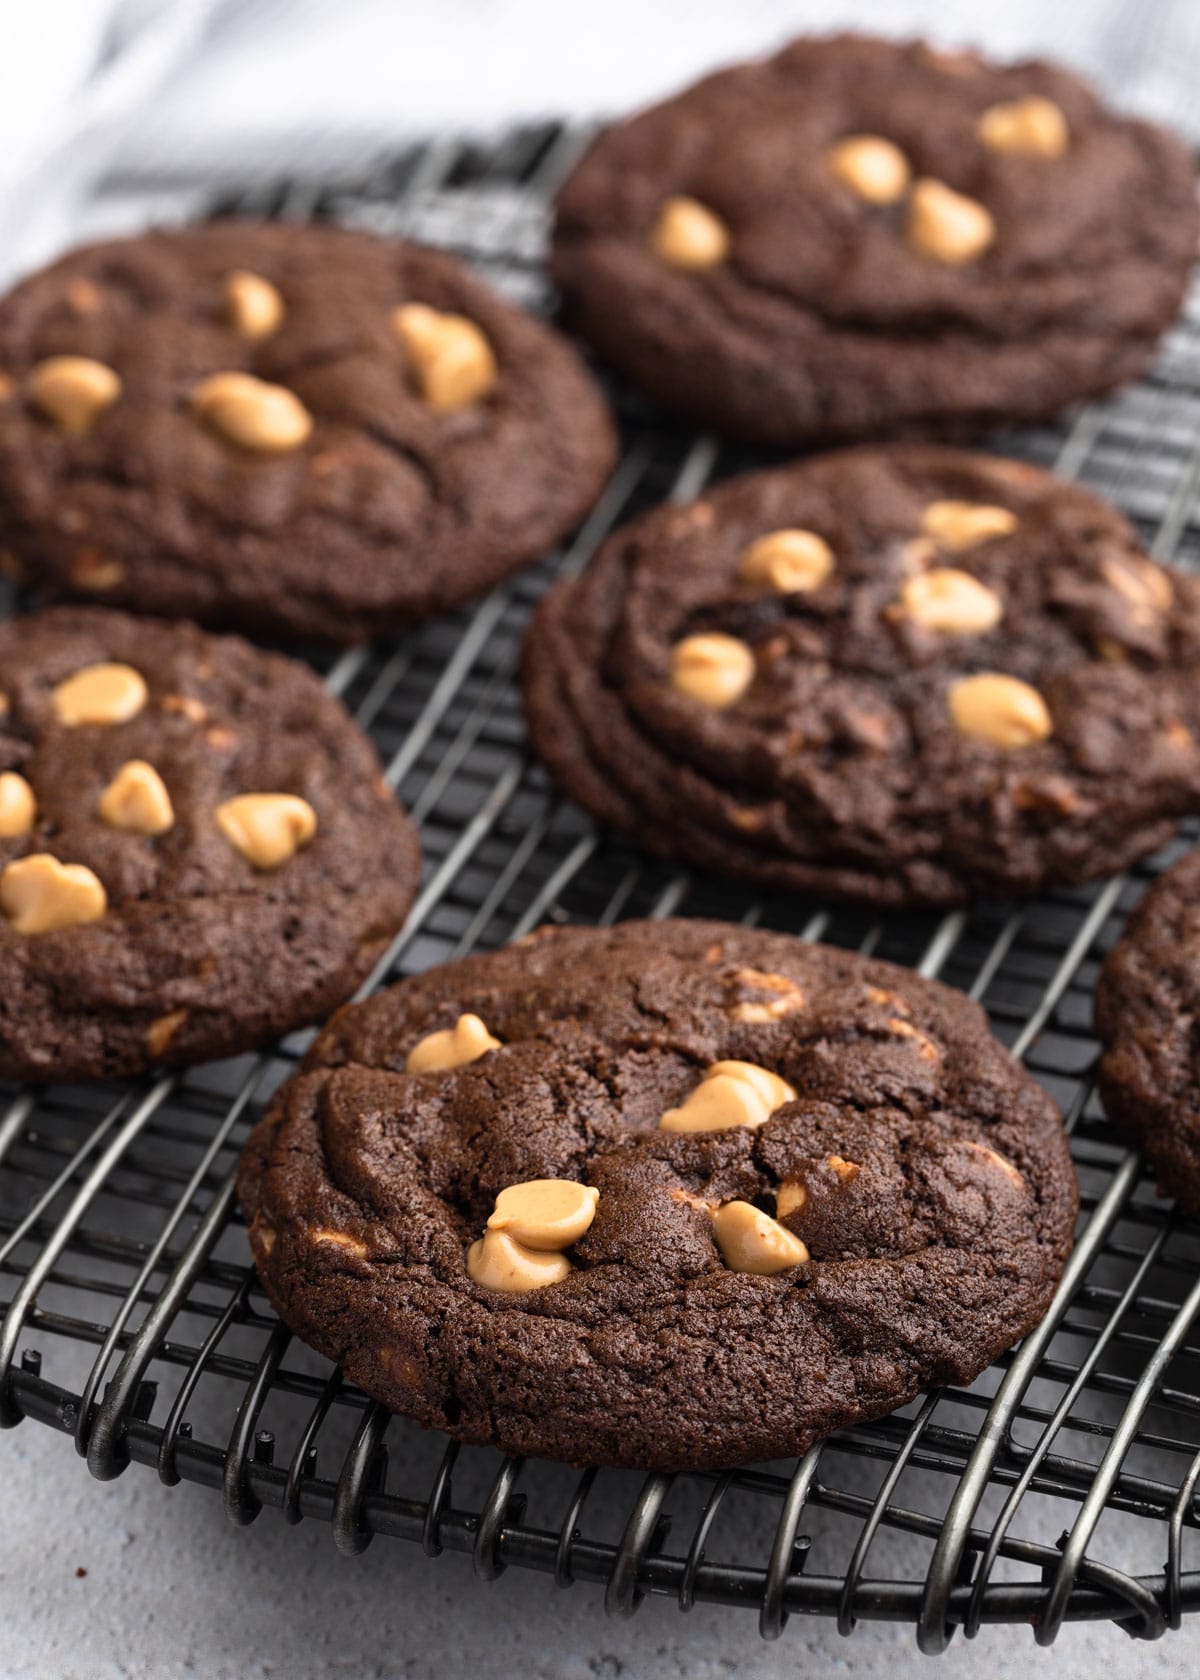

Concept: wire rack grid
[[3, 123, 1200, 1655]]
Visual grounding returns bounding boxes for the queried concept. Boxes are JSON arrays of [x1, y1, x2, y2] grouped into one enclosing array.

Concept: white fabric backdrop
[[0, 0, 1199, 282]]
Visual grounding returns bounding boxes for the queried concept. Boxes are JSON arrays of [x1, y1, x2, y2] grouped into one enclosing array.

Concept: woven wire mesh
[[3, 124, 1200, 1652]]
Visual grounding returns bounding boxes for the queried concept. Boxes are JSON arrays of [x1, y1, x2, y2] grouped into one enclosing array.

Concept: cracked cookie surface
[[0, 220, 617, 643], [1096, 850, 1200, 1212], [551, 33, 1198, 445], [239, 919, 1077, 1471], [522, 444, 1200, 907], [0, 607, 419, 1080]]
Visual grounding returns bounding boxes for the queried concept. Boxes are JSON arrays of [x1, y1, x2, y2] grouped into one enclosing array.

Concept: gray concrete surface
[[4, 1418, 1198, 1679]]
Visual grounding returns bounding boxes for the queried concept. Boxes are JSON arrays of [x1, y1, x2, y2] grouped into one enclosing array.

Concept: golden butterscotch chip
[[467, 1227, 572, 1292], [899, 567, 1003, 634], [311, 1227, 369, 1258], [0, 853, 107, 933], [53, 662, 147, 727], [215, 793, 317, 869], [0, 772, 36, 838], [650, 196, 730, 270], [669, 633, 755, 709], [191, 372, 312, 453], [392, 303, 497, 412], [775, 1179, 807, 1219], [660, 1060, 796, 1133], [827, 1154, 861, 1183], [729, 966, 806, 1023], [487, 1179, 600, 1250], [906, 179, 995, 264], [97, 760, 174, 836], [406, 1011, 501, 1073], [978, 96, 1069, 158], [223, 270, 285, 339], [145, 1008, 188, 1058], [920, 501, 1018, 551], [712, 1200, 809, 1275], [70, 547, 126, 592], [948, 672, 1052, 749], [738, 529, 834, 593], [28, 355, 122, 434], [826, 135, 911, 204]]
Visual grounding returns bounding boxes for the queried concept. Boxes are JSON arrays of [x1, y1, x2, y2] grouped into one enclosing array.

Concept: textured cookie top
[[0, 607, 419, 1080], [552, 34, 1198, 443], [1096, 850, 1200, 1212], [0, 220, 616, 642], [239, 919, 1077, 1471], [523, 444, 1200, 906]]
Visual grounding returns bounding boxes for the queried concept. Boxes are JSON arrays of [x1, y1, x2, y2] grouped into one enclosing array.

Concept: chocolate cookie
[[239, 919, 1077, 1472], [551, 33, 1198, 446], [523, 444, 1200, 907], [1096, 850, 1200, 1212], [0, 607, 419, 1081], [0, 220, 617, 643]]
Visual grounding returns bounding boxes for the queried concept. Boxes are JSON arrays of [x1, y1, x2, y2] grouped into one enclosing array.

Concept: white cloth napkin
[[1, 0, 1198, 283]]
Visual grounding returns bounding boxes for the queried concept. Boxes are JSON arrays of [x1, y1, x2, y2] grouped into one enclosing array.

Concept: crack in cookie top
[[0, 606, 419, 1081], [239, 920, 1077, 1472], [1096, 849, 1200, 1213], [522, 444, 1200, 907], [551, 33, 1199, 445], [0, 220, 616, 643]]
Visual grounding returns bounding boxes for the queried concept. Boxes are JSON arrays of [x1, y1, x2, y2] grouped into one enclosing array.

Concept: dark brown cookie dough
[[0, 220, 617, 643], [552, 33, 1198, 446], [239, 919, 1077, 1472], [0, 607, 420, 1081], [522, 444, 1200, 907], [1096, 850, 1200, 1211]]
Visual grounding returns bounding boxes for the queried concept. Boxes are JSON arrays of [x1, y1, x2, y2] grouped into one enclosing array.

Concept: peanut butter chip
[[670, 633, 755, 709], [1, 853, 107, 933], [28, 356, 122, 434], [223, 270, 285, 339], [738, 529, 834, 593], [775, 1180, 807, 1219], [53, 662, 147, 727], [405, 1012, 501, 1073], [907, 179, 996, 264], [900, 568, 1003, 634], [920, 500, 1018, 552], [467, 1228, 572, 1293], [651, 196, 730, 270], [949, 673, 1052, 749], [70, 548, 126, 592], [312, 1228, 368, 1258], [827, 1154, 861, 1183], [215, 793, 317, 869], [0, 772, 36, 838], [660, 1060, 796, 1134], [97, 760, 174, 836], [392, 304, 497, 412], [729, 967, 806, 1023], [191, 372, 312, 453], [963, 1140, 1025, 1187], [712, 1201, 809, 1275], [826, 135, 911, 204], [146, 1008, 187, 1058], [487, 1179, 600, 1250], [1102, 554, 1173, 615], [978, 96, 1069, 158]]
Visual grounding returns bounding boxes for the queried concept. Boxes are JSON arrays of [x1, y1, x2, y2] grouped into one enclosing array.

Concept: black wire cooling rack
[[4, 124, 1200, 1655]]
